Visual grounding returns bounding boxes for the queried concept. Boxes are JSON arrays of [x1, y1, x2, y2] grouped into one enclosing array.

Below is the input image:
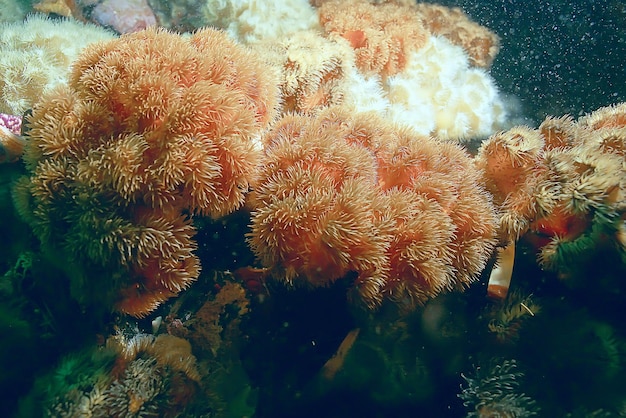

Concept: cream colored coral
[[385, 36, 506, 140], [203, 0, 320, 43], [0, 15, 115, 114]]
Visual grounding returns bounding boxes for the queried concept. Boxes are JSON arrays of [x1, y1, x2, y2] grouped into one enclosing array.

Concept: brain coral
[[13, 27, 279, 317]]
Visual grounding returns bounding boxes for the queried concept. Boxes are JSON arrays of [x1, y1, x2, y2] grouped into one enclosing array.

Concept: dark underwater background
[[437, 0, 626, 125]]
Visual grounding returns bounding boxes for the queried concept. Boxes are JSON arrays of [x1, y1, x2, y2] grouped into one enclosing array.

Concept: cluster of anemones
[[247, 106, 498, 309], [316, 0, 499, 76], [476, 103, 626, 295], [12, 27, 279, 317]]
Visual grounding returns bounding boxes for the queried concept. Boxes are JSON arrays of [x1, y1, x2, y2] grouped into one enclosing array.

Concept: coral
[[314, 4, 507, 141], [0, 15, 115, 115], [484, 107, 624, 241], [318, 0, 429, 77], [202, 0, 320, 43], [312, 0, 415, 5], [476, 126, 547, 240], [253, 30, 356, 115], [377, 188, 456, 305], [161, 271, 256, 417], [385, 35, 506, 140], [14, 27, 279, 317], [578, 101, 626, 130], [97, 357, 165, 417], [248, 109, 390, 297], [476, 103, 626, 287], [459, 359, 539, 417], [414, 3, 500, 68], [23, 343, 116, 417], [375, 129, 498, 292], [14, 243, 254, 417], [185, 279, 250, 356], [107, 333, 201, 382], [156, 0, 506, 141], [248, 106, 497, 309], [90, 0, 157, 34]]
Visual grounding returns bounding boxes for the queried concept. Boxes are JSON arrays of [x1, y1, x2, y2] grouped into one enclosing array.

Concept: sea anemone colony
[[11, 27, 279, 317], [1, 1, 625, 417]]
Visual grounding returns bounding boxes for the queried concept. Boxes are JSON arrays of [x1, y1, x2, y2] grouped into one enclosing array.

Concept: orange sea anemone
[[478, 104, 626, 294], [475, 126, 547, 240], [414, 3, 500, 68], [248, 110, 390, 289], [376, 128, 497, 303], [379, 188, 457, 305], [578, 102, 626, 130], [317, 0, 429, 77], [249, 106, 498, 309], [16, 27, 279, 317]]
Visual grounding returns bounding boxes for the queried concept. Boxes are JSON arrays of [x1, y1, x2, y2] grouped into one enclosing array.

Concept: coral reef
[[13, 27, 279, 317], [247, 109, 390, 298], [41, 333, 201, 417], [17, 269, 256, 417], [384, 35, 506, 139], [316, 0, 501, 71], [2, 1, 626, 417], [134, 0, 509, 141], [307, 0, 507, 140], [252, 31, 356, 115], [162, 272, 257, 417]]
